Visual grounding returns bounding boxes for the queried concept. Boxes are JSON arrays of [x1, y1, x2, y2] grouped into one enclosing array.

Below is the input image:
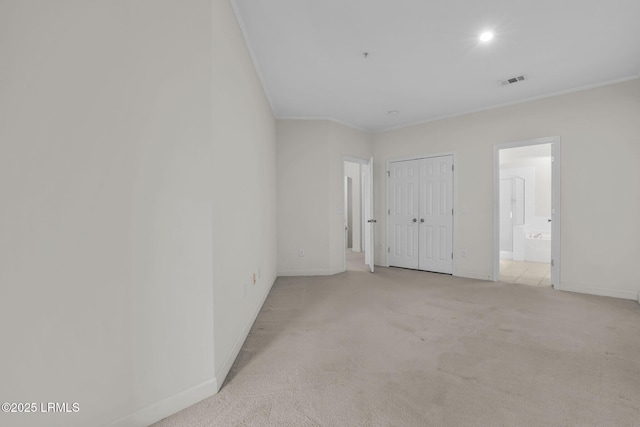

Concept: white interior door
[[550, 142, 560, 286], [418, 156, 453, 274], [499, 178, 513, 253], [363, 158, 375, 272], [387, 159, 420, 269]]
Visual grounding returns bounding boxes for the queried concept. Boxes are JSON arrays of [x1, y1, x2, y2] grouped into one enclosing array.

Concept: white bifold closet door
[[388, 159, 420, 269], [388, 155, 453, 274]]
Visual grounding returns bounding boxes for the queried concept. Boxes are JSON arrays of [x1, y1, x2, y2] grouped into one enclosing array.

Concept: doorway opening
[[343, 157, 374, 272], [494, 137, 560, 287]]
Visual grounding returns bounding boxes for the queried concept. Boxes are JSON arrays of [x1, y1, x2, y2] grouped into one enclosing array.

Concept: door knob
[[367, 219, 377, 223], [412, 218, 417, 223], [420, 218, 425, 223]]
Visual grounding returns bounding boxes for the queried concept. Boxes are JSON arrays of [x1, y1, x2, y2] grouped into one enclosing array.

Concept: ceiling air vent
[[499, 75, 527, 86]]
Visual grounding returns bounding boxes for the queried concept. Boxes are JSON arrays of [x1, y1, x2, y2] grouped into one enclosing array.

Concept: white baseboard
[[213, 272, 278, 391], [278, 268, 344, 276], [455, 270, 493, 281], [105, 273, 278, 427], [555, 282, 639, 301], [104, 378, 218, 427]]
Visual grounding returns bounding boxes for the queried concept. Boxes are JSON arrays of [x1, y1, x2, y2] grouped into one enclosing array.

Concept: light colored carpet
[[346, 249, 369, 272], [152, 268, 640, 426]]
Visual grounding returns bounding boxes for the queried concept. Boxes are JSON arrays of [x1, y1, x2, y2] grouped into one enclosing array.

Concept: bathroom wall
[[501, 154, 552, 236], [501, 165, 549, 235]]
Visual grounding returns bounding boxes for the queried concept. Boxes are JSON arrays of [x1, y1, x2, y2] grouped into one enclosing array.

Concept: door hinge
[[388, 209, 390, 215], [387, 171, 390, 177], [452, 164, 454, 171], [452, 209, 454, 215], [451, 253, 453, 259], [551, 259, 555, 267], [387, 247, 390, 253]]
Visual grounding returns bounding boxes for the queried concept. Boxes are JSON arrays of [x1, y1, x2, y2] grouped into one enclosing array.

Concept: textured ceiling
[[231, 0, 640, 131]]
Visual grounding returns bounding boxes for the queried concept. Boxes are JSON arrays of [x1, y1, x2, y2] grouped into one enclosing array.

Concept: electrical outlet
[[298, 249, 305, 257]]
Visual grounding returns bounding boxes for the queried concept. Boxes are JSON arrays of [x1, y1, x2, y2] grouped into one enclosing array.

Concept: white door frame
[[385, 152, 456, 272], [343, 156, 371, 272], [492, 136, 561, 286]]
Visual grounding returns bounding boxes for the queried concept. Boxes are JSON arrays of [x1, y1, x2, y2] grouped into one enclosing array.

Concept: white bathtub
[[524, 233, 551, 263]]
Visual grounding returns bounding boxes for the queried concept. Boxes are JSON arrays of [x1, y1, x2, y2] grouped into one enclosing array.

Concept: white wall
[[499, 144, 553, 218], [0, 1, 277, 426], [533, 158, 552, 218], [277, 120, 372, 275], [501, 163, 551, 234], [501, 159, 552, 220], [373, 79, 640, 300], [277, 120, 331, 275], [211, 0, 278, 403]]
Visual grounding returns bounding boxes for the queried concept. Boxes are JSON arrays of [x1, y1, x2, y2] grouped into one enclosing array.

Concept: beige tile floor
[[500, 259, 551, 287]]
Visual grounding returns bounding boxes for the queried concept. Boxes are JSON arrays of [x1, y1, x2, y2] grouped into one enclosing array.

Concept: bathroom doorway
[[493, 138, 560, 287]]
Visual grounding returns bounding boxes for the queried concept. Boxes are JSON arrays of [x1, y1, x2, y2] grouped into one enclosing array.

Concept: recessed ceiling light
[[479, 31, 494, 42], [388, 110, 398, 116]]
